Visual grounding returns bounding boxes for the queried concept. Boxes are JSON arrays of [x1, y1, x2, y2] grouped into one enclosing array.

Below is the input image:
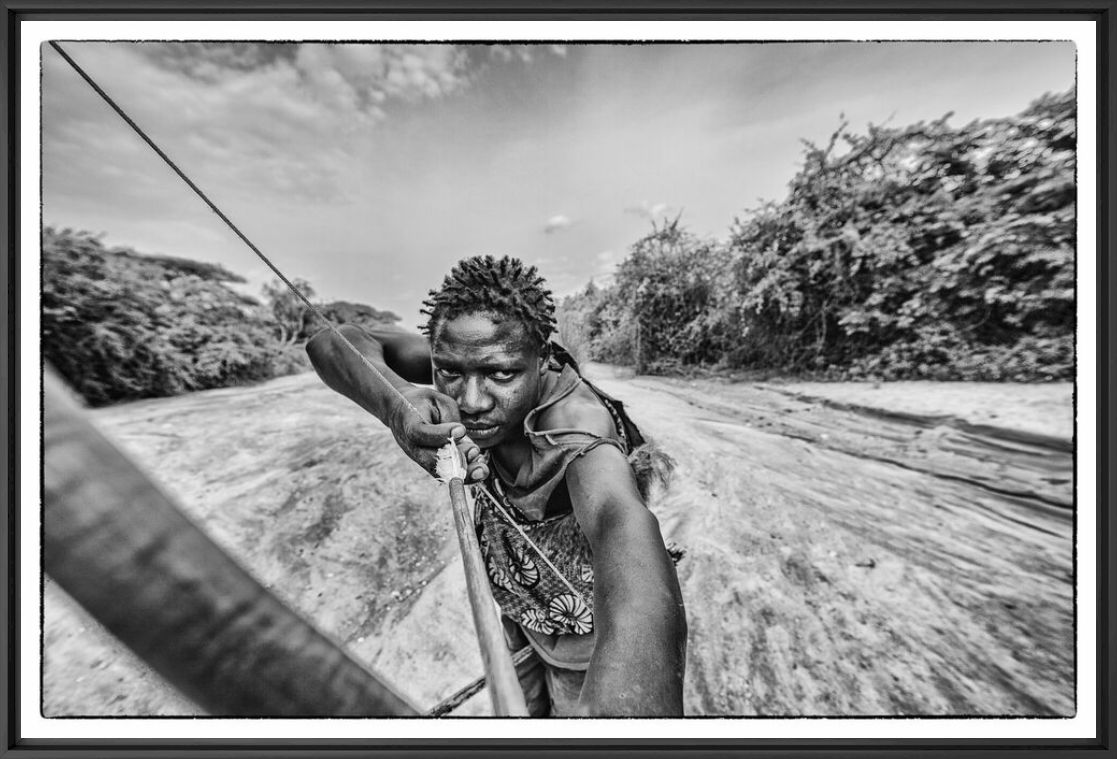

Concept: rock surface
[[42, 368, 1075, 717]]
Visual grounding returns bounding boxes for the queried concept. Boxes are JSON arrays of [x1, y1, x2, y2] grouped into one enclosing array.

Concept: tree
[[42, 228, 417, 404], [574, 89, 1074, 380], [555, 279, 606, 367], [584, 218, 736, 374], [305, 300, 402, 340], [42, 228, 278, 405], [727, 89, 1075, 379], [263, 278, 318, 348]]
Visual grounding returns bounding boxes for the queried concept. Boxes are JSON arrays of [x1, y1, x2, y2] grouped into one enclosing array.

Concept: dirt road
[[42, 367, 1075, 717]]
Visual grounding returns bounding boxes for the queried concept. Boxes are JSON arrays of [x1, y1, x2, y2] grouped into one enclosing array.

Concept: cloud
[[295, 44, 470, 113], [63, 41, 569, 202], [44, 40, 574, 226], [486, 44, 567, 65], [142, 43, 472, 123], [543, 214, 573, 234], [137, 42, 290, 81], [488, 45, 532, 64], [139, 42, 566, 121], [624, 200, 679, 220], [46, 43, 483, 204]]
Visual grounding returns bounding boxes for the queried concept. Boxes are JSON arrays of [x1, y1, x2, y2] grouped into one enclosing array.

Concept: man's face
[[430, 311, 547, 449]]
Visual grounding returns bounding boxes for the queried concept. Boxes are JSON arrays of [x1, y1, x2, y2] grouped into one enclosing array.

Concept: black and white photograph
[[14, 12, 1105, 749]]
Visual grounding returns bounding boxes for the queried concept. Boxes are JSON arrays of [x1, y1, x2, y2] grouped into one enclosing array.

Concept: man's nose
[[457, 376, 494, 415]]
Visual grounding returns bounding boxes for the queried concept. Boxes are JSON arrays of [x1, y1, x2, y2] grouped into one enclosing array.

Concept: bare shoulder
[[536, 379, 619, 440]]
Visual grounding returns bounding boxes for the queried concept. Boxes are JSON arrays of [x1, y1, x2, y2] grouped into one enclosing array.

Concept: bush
[[42, 228, 281, 405], [554, 280, 604, 366], [41, 228, 401, 405], [557, 218, 739, 373], [567, 89, 1075, 381]]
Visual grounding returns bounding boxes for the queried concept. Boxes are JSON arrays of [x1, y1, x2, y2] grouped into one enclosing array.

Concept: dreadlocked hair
[[420, 255, 557, 348]]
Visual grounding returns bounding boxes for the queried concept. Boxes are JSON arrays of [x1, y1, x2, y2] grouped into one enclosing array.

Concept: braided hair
[[420, 255, 557, 350]]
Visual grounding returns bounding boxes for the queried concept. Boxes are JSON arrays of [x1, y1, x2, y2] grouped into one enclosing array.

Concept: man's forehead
[[432, 313, 538, 358]]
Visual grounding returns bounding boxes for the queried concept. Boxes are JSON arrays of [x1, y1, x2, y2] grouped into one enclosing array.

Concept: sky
[[41, 40, 1076, 329]]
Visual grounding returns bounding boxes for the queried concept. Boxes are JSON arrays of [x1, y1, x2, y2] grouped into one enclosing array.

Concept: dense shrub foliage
[[41, 228, 399, 405], [559, 90, 1075, 380], [559, 222, 737, 374]]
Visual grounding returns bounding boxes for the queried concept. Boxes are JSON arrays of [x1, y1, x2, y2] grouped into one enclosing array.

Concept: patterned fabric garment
[[474, 480, 597, 636], [471, 348, 679, 639]]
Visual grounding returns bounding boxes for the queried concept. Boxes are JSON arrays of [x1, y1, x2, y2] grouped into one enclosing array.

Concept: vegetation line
[[558, 90, 1074, 383]]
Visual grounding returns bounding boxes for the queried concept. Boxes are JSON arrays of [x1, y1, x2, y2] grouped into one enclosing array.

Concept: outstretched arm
[[307, 325, 429, 415], [566, 443, 687, 716], [306, 325, 488, 481]]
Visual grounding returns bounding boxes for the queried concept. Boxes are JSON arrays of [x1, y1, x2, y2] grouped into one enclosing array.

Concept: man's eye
[[436, 368, 461, 380], [490, 370, 516, 382]]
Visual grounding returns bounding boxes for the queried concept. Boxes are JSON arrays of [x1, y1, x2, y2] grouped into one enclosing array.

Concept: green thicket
[[559, 90, 1075, 380], [42, 228, 399, 405]]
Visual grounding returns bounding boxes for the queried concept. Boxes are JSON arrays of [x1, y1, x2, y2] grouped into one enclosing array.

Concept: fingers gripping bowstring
[[48, 41, 422, 422], [52, 40, 580, 607]]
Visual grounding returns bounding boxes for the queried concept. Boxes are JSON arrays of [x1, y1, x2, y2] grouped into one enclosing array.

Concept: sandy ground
[[41, 367, 1074, 718]]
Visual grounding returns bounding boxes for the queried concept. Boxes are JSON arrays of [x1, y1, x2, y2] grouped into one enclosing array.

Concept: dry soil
[[41, 367, 1075, 717]]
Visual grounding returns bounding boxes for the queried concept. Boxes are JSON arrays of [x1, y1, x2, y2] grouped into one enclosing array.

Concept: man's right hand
[[388, 386, 489, 482]]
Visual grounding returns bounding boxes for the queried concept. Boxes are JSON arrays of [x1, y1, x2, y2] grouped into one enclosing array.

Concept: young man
[[306, 255, 686, 716]]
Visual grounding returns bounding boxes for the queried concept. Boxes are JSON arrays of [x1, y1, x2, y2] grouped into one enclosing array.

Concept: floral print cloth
[[475, 477, 598, 636]]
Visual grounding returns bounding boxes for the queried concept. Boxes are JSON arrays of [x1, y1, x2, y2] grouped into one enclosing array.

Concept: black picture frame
[[4, 1, 1113, 756]]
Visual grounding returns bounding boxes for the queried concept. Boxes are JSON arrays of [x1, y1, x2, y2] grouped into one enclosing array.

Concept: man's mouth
[[464, 423, 501, 441]]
